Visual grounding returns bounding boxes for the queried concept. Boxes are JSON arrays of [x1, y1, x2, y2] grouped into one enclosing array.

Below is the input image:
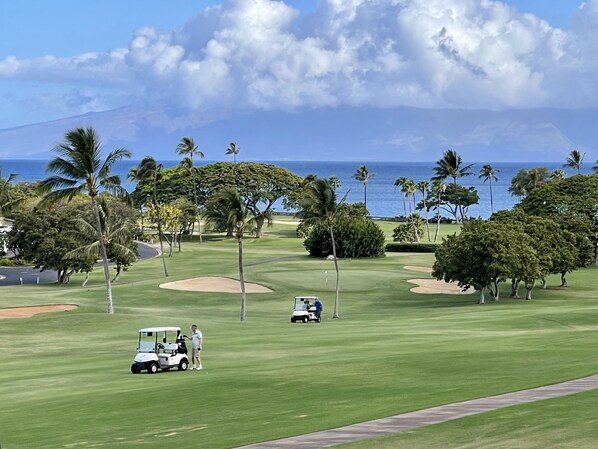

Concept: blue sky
[[0, 0, 596, 161]]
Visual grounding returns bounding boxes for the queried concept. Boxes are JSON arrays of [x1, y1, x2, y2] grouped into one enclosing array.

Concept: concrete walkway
[[236, 373, 598, 449]]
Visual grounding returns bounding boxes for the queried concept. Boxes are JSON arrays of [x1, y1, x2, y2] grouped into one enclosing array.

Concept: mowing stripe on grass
[[235, 373, 598, 449]]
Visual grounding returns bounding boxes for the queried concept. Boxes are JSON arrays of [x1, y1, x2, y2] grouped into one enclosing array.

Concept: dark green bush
[[304, 218, 385, 258], [385, 242, 438, 253]]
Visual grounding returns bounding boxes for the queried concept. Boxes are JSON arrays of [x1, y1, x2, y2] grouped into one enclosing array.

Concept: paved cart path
[[236, 373, 598, 449]]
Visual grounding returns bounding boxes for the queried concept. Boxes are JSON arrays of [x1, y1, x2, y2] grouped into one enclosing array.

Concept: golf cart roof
[[294, 296, 319, 300], [139, 327, 181, 333]]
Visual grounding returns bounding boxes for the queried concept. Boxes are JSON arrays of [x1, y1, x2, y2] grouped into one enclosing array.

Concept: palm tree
[[478, 164, 499, 214], [176, 137, 205, 242], [416, 180, 431, 241], [431, 179, 446, 242], [135, 156, 168, 277], [205, 189, 255, 321], [433, 149, 473, 222], [402, 179, 419, 242], [433, 149, 474, 184], [550, 169, 567, 181], [225, 142, 240, 163], [352, 165, 373, 210], [67, 198, 137, 285], [297, 178, 345, 319], [39, 127, 131, 314], [329, 176, 341, 192], [394, 177, 409, 219], [0, 168, 17, 222], [564, 150, 585, 174]]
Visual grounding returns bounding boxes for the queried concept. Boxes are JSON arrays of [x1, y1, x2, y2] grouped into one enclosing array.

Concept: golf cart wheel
[[131, 363, 141, 374], [148, 362, 159, 374], [178, 359, 189, 371], [291, 317, 296, 323], [302, 316, 309, 323]]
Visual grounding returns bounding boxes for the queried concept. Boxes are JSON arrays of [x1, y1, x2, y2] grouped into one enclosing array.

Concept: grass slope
[[0, 223, 597, 448]]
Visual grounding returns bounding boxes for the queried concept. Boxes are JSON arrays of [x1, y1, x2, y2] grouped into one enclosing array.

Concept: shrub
[[0, 258, 18, 266], [385, 242, 438, 253], [303, 218, 385, 258], [392, 214, 425, 242]]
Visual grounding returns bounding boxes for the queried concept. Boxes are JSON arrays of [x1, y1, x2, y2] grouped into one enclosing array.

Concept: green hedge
[[385, 242, 438, 253], [304, 218, 386, 258]]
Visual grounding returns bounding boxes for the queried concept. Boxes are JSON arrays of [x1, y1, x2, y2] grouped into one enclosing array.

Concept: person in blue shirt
[[314, 298, 323, 321]]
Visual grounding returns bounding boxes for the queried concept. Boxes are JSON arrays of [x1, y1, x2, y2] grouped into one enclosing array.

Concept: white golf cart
[[291, 296, 321, 323], [131, 327, 189, 374]]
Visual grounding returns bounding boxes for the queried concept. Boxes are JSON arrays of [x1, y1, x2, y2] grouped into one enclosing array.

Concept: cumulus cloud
[[0, 0, 596, 124]]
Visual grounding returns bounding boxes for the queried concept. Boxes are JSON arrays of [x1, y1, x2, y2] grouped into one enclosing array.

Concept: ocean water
[[0, 159, 589, 219]]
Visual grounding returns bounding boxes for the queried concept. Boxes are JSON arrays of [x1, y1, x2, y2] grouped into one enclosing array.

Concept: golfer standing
[[185, 324, 203, 371]]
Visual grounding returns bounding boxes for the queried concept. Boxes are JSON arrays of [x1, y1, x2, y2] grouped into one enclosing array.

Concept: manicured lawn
[[0, 223, 597, 448]]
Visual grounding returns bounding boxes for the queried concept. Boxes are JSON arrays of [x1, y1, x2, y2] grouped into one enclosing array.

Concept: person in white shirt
[[184, 324, 203, 370]]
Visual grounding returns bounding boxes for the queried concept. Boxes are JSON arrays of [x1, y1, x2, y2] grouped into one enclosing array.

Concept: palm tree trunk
[[152, 187, 168, 277], [423, 197, 431, 241], [82, 271, 90, 287], [92, 197, 114, 314], [199, 215, 203, 244], [238, 236, 247, 321], [330, 225, 340, 319], [489, 179, 494, 214], [364, 183, 367, 211], [434, 193, 441, 242]]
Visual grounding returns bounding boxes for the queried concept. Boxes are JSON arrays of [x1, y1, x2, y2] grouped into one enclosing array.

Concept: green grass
[[1, 223, 597, 449]]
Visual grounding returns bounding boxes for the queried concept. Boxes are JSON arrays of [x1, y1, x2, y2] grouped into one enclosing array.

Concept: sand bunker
[[159, 276, 273, 293], [0, 304, 78, 319], [404, 266, 433, 273], [407, 279, 474, 295]]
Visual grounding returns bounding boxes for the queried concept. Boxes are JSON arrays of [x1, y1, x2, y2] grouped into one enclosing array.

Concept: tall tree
[[225, 142, 240, 163], [134, 156, 169, 277], [205, 189, 255, 321], [433, 149, 474, 185], [478, 164, 499, 214], [0, 168, 17, 222], [564, 149, 585, 174], [329, 176, 341, 192], [394, 177, 409, 219], [432, 149, 473, 221], [352, 165, 373, 210], [402, 179, 419, 242], [176, 136, 205, 242], [431, 179, 446, 242], [297, 178, 346, 319], [416, 180, 431, 241], [39, 127, 131, 314]]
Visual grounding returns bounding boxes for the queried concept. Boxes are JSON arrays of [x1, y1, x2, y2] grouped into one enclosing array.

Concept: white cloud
[[1, 0, 597, 125]]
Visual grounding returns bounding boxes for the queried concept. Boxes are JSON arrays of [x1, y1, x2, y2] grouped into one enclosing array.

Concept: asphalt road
[[0, 241, 159, 286]]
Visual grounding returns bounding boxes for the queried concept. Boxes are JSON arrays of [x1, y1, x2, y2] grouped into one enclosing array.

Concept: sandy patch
[[0, 304, 78, 319], [407, 279, 474, 295], [404, 266, 433, 273], [159, 276, 273, 293]]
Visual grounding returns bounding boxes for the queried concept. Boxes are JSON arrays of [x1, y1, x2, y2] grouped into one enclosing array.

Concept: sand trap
[[0, 304, 78, 319], [159, 276, 273, 293], [404, 266, 433, 273], [407, 279, 474, 295]]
